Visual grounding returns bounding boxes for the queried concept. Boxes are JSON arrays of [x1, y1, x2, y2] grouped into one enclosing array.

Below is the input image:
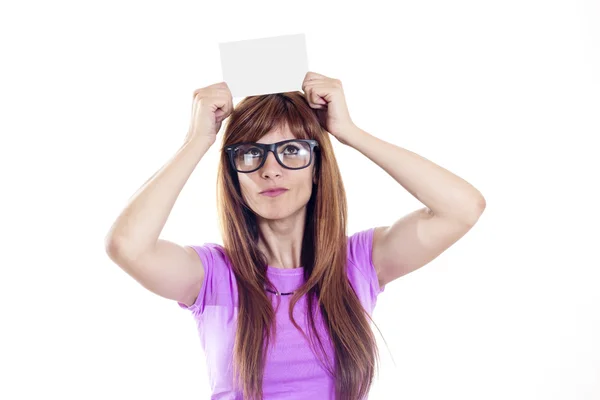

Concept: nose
[[260, 151, 282, 178]]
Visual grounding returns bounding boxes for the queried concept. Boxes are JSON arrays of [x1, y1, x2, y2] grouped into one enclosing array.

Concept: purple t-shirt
[[177, 227, 385, 399]]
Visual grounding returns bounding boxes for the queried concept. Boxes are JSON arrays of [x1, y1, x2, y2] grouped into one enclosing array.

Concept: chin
[[256, 201, 309, 221], [246, 190, 312, 220], [256, 207, 296, 221]]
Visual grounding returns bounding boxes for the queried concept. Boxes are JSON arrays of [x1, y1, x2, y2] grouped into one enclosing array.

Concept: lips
[[260, 187, 287, 194], [260, 188, 288, 197]]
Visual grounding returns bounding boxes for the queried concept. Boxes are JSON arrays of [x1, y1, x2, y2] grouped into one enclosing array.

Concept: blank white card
[[219, 33, 309, 98]]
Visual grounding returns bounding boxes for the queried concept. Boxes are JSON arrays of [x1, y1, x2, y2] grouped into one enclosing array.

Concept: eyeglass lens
[[233, 141, 312, 172]]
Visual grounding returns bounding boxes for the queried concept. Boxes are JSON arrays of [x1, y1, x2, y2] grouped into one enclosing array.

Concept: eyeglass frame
[[225, 139, 320, 174]]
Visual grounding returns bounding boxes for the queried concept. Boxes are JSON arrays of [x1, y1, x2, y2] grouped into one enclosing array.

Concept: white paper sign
[[219, 33, 309, 98]]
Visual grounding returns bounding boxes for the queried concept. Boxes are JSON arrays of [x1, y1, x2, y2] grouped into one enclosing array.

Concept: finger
[[221, 93, 234, 118], [216, 97, 232, 120], [305, 71, 327, 81], [302, 74, 323, 91], [226, 99, 234, 117], [303, 88, 317, 108], [308, 97, 326, 109], [309, 86, 328, 106]]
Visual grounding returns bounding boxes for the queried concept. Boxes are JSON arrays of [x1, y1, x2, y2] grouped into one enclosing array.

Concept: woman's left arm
[[343, 125, 486, 286], [300, 71, 485, 286]]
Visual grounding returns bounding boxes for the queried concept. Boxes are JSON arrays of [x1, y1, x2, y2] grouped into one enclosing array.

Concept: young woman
[[105, 72, 485, 400]]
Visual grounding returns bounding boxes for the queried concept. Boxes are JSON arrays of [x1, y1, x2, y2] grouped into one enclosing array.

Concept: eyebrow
[[255, 139, 294, 145]]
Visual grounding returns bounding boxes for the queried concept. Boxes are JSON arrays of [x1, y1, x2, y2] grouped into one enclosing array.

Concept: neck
[[257, 209, 306, 269]]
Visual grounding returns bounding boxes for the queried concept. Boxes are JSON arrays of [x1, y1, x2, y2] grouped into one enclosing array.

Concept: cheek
[[297, 175, 315, 198], [238, 178, 255, 203]]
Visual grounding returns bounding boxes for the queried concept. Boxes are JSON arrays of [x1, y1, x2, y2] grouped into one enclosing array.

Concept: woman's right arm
[[104, 137, 213, 307], [105, 83, 232, 307]]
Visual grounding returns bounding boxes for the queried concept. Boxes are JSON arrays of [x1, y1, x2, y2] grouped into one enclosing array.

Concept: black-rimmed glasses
[[225, 139, 319, 173]]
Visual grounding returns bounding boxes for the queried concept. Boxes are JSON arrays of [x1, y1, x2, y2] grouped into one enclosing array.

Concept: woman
[[105, 72, 486, 400]]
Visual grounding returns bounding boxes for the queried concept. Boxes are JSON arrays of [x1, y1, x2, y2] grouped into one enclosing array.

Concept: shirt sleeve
[[347, 227, 385, 310], [177, 243, 216, 314]]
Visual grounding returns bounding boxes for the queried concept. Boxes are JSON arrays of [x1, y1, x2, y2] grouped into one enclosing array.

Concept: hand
[[301, 71, 357, 144], [185, 82, 233, 145]]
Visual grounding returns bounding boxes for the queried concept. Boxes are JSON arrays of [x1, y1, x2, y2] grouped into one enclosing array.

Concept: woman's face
[[237, 125, 316, 221]]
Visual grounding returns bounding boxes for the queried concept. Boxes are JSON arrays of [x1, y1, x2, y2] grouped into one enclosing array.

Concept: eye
[[282, 145, 300, 155], [245, 147, 262, 157]]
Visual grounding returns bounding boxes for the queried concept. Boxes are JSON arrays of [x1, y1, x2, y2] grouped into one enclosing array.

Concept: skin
[[238, 124, 317, 270]]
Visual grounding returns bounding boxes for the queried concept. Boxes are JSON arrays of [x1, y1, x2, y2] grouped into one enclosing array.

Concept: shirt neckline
[[267, 265, 304, 275]]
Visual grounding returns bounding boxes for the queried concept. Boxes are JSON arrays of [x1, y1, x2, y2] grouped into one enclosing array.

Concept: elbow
[[465, 196, 486, 225]]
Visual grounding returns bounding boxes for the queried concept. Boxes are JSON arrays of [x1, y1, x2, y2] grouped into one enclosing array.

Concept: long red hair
[[215, 91, 386, 400]]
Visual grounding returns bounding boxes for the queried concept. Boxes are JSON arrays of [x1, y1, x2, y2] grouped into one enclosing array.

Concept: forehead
[[256, 124, 296, 144]]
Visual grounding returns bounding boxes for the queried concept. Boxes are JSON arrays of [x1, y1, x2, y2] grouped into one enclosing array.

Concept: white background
[[1, 1, 599, 399]]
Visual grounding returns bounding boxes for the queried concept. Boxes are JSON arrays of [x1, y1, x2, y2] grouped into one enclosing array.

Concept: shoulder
[[346, 228, 386, 310], [189, 242, 234, 279], [177, 242, 233, 312], [188, 242, 228, 263]]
